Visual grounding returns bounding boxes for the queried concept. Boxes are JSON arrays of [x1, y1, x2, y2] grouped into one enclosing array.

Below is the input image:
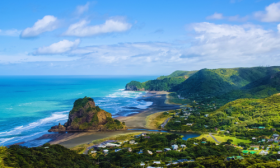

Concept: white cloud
[[75, 2, 90, 15], [63, 19, 132, 37], [21, 15, 59, 38], [0, 29, 21, 36], [34, 39, 80, 55], [255, 2, 280, 22], [184, 22, 280, 66], [206, 13, 224, 20]]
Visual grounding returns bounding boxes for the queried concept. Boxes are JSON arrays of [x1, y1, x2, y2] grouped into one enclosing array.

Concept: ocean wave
[[136, 101, 153, 109], [0, 131, 47, 146], [106, 89, 146, 98], [0, 111, 68, 137]]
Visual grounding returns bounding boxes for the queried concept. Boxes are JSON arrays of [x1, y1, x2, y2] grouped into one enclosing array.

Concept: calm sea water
[[0, 75, 158, 147]]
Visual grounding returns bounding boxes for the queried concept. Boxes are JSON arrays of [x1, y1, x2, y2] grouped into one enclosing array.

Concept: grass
[[196, 134, 251, 145], [70, 132, 142, 154], [145, 111, 172, 129], [196, 134, 217, 143]]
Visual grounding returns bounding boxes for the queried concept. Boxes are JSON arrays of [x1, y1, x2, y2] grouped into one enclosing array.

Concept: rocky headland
[[48, 97, 127, 132]]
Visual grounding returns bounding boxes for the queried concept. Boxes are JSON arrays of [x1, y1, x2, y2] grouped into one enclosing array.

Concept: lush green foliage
[[157, 70, 197, 80], [125, 81, 144, 90], [4, 144, 96, 168], [95, 133, 240, 167], [167, 94, 280, 139], [71, 96, 94, 114]]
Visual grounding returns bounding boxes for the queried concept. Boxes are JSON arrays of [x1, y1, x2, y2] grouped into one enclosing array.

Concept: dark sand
[[34, 91, 180, 148]]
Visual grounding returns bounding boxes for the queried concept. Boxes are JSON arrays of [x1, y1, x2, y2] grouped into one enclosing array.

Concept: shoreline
[[11, 91, 180, 148], [40, 91, 180, 147]]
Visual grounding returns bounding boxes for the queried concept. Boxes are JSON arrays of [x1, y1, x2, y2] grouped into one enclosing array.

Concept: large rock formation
[[125, 81, 145, 91], [49, 97, 127, 132]]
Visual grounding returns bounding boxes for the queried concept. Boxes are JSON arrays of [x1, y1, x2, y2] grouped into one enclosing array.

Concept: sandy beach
[[116, 91, 180, 128], [33, 91, 180, 148]]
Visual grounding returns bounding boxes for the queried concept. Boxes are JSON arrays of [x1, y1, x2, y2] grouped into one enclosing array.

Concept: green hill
[[175, 67, 280, 98], [125, 70, 197, 91]]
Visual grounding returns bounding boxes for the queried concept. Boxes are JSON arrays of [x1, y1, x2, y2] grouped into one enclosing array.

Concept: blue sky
[[1, 0, 280, 75]]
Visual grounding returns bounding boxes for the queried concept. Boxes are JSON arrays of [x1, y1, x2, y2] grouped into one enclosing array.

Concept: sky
[[1, 0, 280, 75]]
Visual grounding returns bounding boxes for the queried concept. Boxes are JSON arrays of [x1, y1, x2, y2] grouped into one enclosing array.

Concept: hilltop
[[125, 66, 280, 104], [48, 97, 126, 132], [125, 70, 197, 91]]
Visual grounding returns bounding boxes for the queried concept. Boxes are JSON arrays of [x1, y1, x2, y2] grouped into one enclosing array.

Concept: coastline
[[30, 91, 180, 148]]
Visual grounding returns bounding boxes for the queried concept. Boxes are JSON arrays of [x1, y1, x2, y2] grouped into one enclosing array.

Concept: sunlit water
[[0, 75, 158, 147]]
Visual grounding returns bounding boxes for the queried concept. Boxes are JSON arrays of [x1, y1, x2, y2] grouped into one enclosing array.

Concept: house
[[277, 159, 280, 161], [258, 126, 265, 129], [175, 121, 181, 123], [252, 137, 256, 140], [140, 162, 145, 166], [186, 123, 193, 126], [138, 149, 143, 154], [204, 125, 208, 128], [171, 144, 178, 150], [153, 161, 161, 164], [129, 140, 135, 144], [273, 134, 279, 139], [259, 150, 268, 155], [201, 141, 206, 144], [103, 149, 109, 154], [194, 143, 198, 145], [98, 145, 106, 148], [262, 139, 266, 142], [115, 149, 122, 152], [106, 143, 121, 147], [128, 147, 132, 152], [164, 148, 171, 151], [180, 144, 186, 148], [278, 151, 280, 155], [226, 156, 244, 161], [205, 114, 209, 117], [156, 150, 162, 153], [147, 150, 153, 155], [254, 148, 258, 150], [90, 150, 97, 154], [225, 131, 230, 134]]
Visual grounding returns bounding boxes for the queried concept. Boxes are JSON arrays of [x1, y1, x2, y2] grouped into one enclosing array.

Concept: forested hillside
[[125, 70, 196, 91]]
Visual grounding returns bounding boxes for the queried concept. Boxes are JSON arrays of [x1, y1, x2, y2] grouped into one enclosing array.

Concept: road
[[161, 117, 172, 129], [209, 133, 220, 144]]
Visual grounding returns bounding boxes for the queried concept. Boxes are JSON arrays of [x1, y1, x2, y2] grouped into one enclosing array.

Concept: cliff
[[48, 97, 127, 132]]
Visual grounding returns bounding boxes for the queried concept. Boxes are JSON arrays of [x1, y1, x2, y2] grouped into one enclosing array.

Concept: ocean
[[0, 75, 158, 147]]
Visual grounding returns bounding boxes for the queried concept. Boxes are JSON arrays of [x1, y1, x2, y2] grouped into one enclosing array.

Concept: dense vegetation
[[3, 144, 96, 168], [125, 70, 197, 91], [125, 66, 280, 106], [3, 133, 280, 167], [166, 94, 280, 139]]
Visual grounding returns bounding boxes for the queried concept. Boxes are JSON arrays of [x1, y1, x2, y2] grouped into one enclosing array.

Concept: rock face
[[49, 97, 127, 132]]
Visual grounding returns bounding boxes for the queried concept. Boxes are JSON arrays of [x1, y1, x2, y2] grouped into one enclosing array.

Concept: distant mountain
[[125, 66, 280, 103], [125, 70, 197, 91]]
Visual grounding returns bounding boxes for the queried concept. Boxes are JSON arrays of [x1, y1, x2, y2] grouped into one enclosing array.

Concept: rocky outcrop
[[125, 84, 145, 91], [125, 81, 145, 91], [49, 97, 127, 132]]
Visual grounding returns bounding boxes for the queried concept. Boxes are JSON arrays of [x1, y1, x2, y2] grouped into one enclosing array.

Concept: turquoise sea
[[0, 76, 158, 147]]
